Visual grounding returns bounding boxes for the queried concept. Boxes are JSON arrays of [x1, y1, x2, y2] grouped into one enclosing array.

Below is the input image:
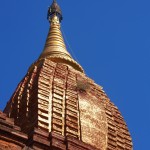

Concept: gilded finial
[[47, 0, 63, 22], [40, 0, 84, 73]]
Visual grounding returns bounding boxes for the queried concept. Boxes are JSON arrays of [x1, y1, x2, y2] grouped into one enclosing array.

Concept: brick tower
[[0, 0, 133, 149]]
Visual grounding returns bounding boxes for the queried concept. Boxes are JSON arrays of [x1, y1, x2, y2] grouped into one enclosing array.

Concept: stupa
[[0, 0, 133, 149]]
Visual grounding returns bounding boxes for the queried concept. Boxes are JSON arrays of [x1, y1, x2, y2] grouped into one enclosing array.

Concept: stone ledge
[[0, 111, 28, 149], [27, 129, 98, 150]]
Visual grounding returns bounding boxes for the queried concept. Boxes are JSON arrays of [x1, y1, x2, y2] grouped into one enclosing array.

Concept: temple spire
[[39, 0, 84, 73]]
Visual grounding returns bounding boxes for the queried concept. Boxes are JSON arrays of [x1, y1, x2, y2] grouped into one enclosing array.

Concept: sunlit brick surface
[[4, 59, 132, 150]]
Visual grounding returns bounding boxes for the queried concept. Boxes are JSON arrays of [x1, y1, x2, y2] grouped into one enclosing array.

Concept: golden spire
[[39, 0, 84, 73]]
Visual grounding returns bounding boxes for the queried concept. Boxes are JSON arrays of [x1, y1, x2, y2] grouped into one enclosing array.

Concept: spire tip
[[47, 0, 62, 22]]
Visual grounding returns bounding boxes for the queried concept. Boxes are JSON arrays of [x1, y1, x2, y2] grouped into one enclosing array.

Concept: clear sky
[[0, 0, 149, 149]]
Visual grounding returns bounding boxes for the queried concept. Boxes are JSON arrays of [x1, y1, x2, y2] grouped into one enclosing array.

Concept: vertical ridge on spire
[[39, 0, 84, 73]]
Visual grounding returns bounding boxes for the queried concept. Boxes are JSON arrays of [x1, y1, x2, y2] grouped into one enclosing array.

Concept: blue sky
[[0, 0, 150, 149]]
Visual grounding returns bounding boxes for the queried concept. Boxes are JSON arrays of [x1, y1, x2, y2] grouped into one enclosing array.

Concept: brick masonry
[[2, 59, 133, 150]]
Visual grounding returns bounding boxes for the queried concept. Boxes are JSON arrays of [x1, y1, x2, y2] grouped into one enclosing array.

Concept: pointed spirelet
[[39, 0, 84, 73]]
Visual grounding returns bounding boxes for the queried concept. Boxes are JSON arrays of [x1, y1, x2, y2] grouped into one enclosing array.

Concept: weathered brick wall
[[3, 59, 133, 150], [0, 140, 22, 150], [0, 111, 28, 150]]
